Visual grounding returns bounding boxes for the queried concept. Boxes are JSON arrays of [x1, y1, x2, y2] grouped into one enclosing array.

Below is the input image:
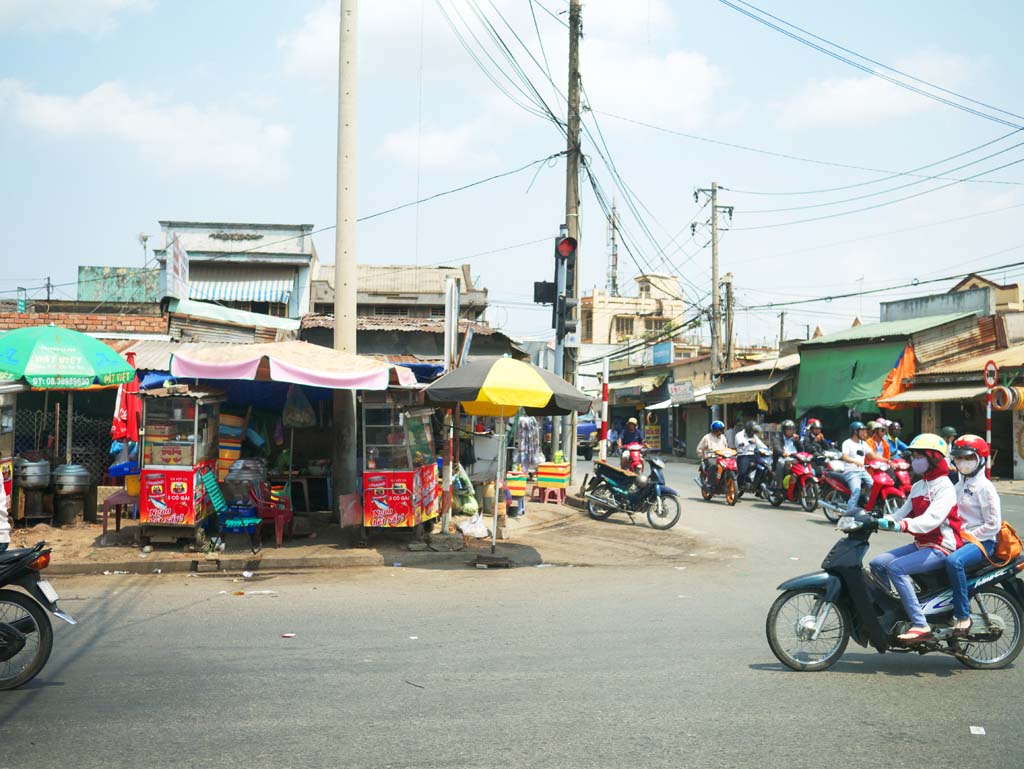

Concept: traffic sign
[[983, 360, 998, 389]]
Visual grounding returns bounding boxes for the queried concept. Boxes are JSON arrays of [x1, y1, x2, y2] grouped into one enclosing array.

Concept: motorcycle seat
[[594, 460, 637, 478], [0, 547, 34, 565]]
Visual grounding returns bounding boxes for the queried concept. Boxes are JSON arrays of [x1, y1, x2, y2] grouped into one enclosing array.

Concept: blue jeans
[[842, 469, 873, 512], [869, 543, 948, 627], [946, 539, 996, 620]]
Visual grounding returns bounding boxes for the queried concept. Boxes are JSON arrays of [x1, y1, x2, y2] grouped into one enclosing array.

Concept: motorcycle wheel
[[800, 482, 820, 513], [586, 484, 617, 521], [821, 488, 844, 523], [724, 472, 738, 506], [767, 486, 785, 508], [647, 494, 682, 530], [0, 588, 54, 691], [766, 589, 850, 672], [882, 496, 902, 519], [956, 588, 1024, 670]]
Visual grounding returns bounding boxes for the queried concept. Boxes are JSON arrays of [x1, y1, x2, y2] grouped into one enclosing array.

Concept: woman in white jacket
[[870, 434, 962, 643], [947, 435, 1002, 635]]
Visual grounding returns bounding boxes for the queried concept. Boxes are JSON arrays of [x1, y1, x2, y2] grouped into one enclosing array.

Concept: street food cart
[[139, 386, 223, 544], [361, 391, 439, 532]]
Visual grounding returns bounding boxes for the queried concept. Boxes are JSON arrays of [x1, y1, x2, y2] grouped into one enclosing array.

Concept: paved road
[[4, 462, 1022, 769]]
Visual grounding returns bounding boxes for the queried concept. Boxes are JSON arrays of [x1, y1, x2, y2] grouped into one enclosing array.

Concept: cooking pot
[[14, 457, 51, 489], [53, 464, 91, 495]]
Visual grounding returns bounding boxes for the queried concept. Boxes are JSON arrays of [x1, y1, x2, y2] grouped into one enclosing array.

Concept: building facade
[[580, 274, 688, 344]]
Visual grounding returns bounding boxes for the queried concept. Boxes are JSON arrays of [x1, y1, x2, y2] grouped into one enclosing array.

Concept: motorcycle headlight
[[636, 474, 650, 487], [837, 515, 862, 532]]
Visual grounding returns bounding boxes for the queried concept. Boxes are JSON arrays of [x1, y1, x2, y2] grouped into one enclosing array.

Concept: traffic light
[[556, 236, 578, 298], [556, 294, 578, 342]]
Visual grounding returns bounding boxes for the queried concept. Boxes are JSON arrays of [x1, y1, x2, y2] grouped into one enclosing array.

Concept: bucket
[[56, 495, 84, 526], [125, 474, 140, 496]]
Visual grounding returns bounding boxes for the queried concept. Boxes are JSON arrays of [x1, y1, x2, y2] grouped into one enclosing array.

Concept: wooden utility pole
[[709, 181, 721, 376], [333, 0, 359, 524], [563, 0, 582, 471]]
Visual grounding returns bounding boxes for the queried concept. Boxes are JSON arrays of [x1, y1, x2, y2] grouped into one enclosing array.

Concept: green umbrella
[[0, 324, 134, 388]]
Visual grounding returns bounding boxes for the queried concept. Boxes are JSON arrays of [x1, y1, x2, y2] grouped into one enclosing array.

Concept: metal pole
[[599, 356, 609, 461], [710, 181, 720, 376], [65, 391, 73, 466], [333, 0, 359, 523], [987, 391, 992, 450], [491, 418, 506, 555]]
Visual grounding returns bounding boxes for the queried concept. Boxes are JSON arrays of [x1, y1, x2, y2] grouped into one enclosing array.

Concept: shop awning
[[796, 341, 905, 414], [608, 374, 665, 393], [189, 268, 294, 304], [170, 341, 416, 390], [646, 398, 673, 411], [707, 374, 785, 405], [878, 385, 987, 405]]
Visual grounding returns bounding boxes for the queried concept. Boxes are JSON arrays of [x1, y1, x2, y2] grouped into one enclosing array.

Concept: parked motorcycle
[[0, 541, 77, 690], [696, 448, 740, 506], [766, 451, 820, 512], [584, 450, 682, 529], [620, 442, 645, 473], [818, 458, 905, 523], [766, 508, 1024, 671]]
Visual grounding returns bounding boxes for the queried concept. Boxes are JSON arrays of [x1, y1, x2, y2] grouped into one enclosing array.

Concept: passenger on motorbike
[[696, 420, 729, 484], [867, 419, 892, 460], [736, 421, 769, 494], [770, 419, 800, 490], [884, 420, 908, 455], [947, 435, 1002, 635], [870, 433, 962, 643], [802, 418, 831, 457], [840, 421, 874, 513]]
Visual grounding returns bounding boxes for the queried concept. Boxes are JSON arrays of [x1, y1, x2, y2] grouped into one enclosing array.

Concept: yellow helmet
[[907, 433, 948, 455]]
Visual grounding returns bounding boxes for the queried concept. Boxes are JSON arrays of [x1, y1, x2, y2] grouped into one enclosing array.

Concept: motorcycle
[[818, 458, 906, 523], [0, 541, 77, 690], [889, 456, 913, 495], [620, 442, 645, 472], [696, 448, 739, 506], [584, 450, 682, 530], [736, 446, 772, 501], [766, 451, 820, 512], [766, 508, 1024, 671]]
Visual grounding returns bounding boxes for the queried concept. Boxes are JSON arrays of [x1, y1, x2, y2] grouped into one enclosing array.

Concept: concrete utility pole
[[709, 181, 721, 376], [723, 272, 735, 370], [333, 0, 359, 525], [563, 0, 582, 473], [607, 200, 619, 296], [778, 311, 786, 350]]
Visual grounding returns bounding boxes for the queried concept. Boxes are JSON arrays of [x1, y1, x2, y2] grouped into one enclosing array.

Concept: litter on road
[[281, 633, 296, 639], [971, 726, 987, 735]]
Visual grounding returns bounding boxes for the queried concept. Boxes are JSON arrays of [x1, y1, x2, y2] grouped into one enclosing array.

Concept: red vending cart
[[361, 392, 439, 533], [138, 387, 223, 544]]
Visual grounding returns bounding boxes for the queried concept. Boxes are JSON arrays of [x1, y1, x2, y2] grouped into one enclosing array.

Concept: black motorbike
[[736, 446, 771, 501], [582, 451, 682, 530], [0, 542, 77, 690], [766, 509, 1024, 671]]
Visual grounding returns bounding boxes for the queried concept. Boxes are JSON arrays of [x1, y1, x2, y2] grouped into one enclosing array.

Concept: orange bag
[[963, 522, 1024, 567]]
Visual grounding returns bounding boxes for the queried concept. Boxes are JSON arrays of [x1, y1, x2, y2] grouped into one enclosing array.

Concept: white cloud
[[0, 0, 154, 35], [380, 120, 497, 168], [778, 51, 973, 129], [0, 79, 291, 181]]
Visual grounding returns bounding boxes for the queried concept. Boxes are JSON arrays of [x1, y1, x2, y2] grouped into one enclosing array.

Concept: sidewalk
[[993, 478, 1024, 497], [10, 503, 580, 577]]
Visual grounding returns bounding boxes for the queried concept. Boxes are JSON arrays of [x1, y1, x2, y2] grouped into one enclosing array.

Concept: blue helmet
[[711, 420, 725, 431]]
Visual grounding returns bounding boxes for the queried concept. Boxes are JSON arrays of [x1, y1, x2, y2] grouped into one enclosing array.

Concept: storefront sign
[[652, 341, 673, 366], [141, 467, 197, 526], [363, 466, 439, 527], [644, 424, 662, 450], [668, 381, 694, 404]]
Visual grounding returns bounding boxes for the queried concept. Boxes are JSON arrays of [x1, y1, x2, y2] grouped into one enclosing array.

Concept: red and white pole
[[986, 391, 992, 449], [599, 356, 610, 461], [983, 360, 997, 477]]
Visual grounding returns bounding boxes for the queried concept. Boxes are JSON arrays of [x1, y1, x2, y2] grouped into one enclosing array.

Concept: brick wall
[[0, 312, 167, 335]]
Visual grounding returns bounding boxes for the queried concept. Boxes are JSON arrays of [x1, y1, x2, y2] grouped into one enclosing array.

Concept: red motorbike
[[620, 442, 645, 473], [766, 451, 820, 512], [818, 458, 906, 523], [889, 457, 912, 495], [697, 448, 739, 506]]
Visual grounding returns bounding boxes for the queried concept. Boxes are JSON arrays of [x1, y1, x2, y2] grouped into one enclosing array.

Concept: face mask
[[911, 457, 930, 475], [955, 458, 979, 476]]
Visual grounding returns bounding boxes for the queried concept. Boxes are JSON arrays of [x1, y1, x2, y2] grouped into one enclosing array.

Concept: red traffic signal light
[[556, 237, 578, 259]]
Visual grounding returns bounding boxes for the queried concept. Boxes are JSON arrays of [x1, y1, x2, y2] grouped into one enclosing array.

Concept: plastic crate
[[536, 462, 571, 488]]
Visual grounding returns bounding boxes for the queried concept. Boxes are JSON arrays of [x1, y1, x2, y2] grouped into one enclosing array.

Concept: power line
[[725, 0, 1024, 126], [718, 0, 1024, 130]]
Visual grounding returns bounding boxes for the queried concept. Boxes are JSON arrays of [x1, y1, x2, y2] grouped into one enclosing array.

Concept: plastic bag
[[458, 513, 489, 538], [283, 385, 316, 429]]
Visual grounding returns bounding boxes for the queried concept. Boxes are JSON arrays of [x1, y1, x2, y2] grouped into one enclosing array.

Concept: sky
[[2, 0, 1023, 346]]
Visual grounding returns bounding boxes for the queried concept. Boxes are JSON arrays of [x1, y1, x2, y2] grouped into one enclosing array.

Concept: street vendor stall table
[[138, 386, 223, 545]]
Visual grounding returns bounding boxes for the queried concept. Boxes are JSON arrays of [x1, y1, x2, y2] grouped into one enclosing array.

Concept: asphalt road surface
[[4, 461, 1023, 769]]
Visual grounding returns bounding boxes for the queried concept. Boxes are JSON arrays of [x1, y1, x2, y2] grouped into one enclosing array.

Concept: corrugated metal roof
[[168, 299, 299, 331], [720, 353, 800, 376], [912, 315, 998, 367], [880, 385, 987, 404], [801, 313, 973, 346], [103, 340, 234, 371], [917, 343, 1024, 375]]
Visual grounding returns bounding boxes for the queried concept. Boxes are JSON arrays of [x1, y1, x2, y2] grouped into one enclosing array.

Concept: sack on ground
[[458, 513, 489, 538]]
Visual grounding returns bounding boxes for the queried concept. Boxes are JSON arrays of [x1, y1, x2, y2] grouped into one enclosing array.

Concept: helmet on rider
[[888, 420, 902, 434], [806, 418, 822, 430], [874, 418, 890, 429], [951, 434, 989, 477], [850, 420, 866, 435], [907, 433, 948, 467], [940, 426, 958, 442], [781, 419, 795, 434], [744, 420, 758, 436], [627, 417, 638, 426], [710, 420, 725, 433], [865, 420, 877, 432]]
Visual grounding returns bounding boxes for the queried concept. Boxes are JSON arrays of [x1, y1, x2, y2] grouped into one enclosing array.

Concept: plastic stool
[[531, 486, 565, 504]]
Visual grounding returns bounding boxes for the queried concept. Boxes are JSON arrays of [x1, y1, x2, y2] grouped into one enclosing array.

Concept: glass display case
[[361, 395, 439, 529]]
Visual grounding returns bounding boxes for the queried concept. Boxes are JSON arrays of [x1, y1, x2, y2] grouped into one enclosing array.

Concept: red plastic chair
[[250, 481, 295, 547]]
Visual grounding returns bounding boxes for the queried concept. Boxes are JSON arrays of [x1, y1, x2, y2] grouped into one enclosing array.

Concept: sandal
[[897, 626, 933, 643], [951, 618, 973, 637]]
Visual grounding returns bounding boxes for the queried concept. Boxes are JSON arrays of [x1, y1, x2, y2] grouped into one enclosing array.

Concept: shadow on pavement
[[749, 654, 972, 678]]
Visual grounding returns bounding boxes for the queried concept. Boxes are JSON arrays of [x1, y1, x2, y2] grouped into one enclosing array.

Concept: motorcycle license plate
[[37, 580, 59, 604]]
